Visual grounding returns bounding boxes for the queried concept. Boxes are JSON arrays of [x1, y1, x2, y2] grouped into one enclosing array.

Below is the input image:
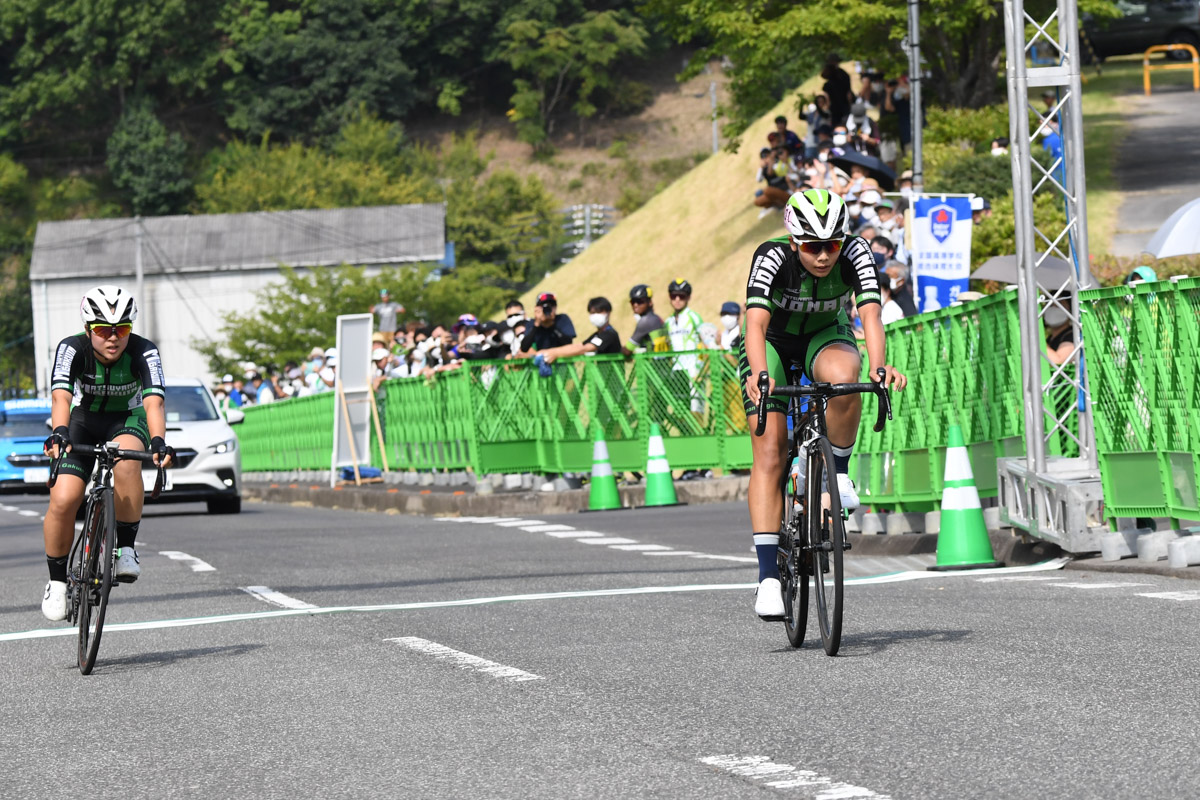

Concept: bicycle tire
[[780, 459, 809, 648], [78, 492, 114, 675], [808, 436, 845, 656]]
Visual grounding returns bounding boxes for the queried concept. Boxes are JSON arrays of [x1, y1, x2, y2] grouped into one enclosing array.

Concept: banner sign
[[330, 313, 374, 486], [911, 196, 973, 313]]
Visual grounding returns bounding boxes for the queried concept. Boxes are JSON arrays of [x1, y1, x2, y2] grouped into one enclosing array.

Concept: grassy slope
[[518, 72, 826, 334]]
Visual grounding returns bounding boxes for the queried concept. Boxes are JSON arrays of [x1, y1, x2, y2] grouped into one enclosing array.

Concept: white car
[[149, 377, 243, 514]]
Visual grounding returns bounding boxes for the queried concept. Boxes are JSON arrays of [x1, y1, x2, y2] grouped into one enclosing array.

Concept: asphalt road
[[1, 494, 1198, 799]]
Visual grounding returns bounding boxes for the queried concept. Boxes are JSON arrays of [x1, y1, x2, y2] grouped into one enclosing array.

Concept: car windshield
[[165, 385, 219, 422], [0, 416, 48, 438]]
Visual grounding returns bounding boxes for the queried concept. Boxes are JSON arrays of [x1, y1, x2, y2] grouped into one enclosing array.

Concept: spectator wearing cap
[[221, 374, 244, 408], [306, 347, 337, 393], [517, 293, 576, 356], [990, 137, 1010, 157], [1125, 265, 1158, 285], [623, 284, 667, 355], [853, 188, 883, 227], [250, 372, 275, 405], [536, 297, 622, 364], [897, 170, 914, 199], [370, 289, 404, 338], [874, 198, 900, 235], [303, 347, 325, 378], [717, 301, 741, 350], [970, 196, 993, 225], [774, 116, 803, 156], [846, 102, 879, 155], [371, 346, 394, 396]]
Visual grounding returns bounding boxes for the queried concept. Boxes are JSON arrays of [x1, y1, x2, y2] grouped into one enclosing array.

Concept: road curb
[[1064, 555, 1200, 581]]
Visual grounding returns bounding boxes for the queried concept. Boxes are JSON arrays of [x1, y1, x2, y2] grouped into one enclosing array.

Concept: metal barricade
[[1143, 44, 1200, 95]]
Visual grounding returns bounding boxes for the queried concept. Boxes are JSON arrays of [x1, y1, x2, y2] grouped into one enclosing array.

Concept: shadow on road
[[68, 643, 264, 675], [778, 628, 972, 657]]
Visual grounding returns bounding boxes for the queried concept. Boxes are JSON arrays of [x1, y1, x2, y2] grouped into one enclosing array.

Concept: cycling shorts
[[735, 311, 858, 417], [58, 407, 150, 481]]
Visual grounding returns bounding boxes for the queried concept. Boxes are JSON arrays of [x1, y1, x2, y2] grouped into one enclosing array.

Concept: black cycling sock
[[832, 442, 854, 474], [47, 555, 68, 583], [753, 532, 780, 582], [116, 520, 140, 550]]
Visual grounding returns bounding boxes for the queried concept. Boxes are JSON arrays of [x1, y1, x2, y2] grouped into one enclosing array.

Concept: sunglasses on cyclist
[[89, 323, 133, 339], [795, 239, 843, 255], [668, 293, 688, 300]]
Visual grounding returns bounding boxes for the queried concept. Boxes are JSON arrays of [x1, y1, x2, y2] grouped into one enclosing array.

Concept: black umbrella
[[971, 254, 1076, 292], [829, 148, 896, 191]]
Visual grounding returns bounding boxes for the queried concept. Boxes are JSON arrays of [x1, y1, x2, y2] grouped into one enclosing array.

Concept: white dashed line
[[17, 510, 40, 517], [688, 553, 758, 563], [242, 586, 317, 609], [158, 550, 216, 572], [495, 519, 542, 527], [700, 755, 890, 797], [1048, 582, 1152, 589], [1136, 590, 1200, 602], [976, 575, 1061, 583], [608, 544, 674, 551], [519, 524, 576, 533], [578, 537, 638, 545], [644, 550, 703, 556], [386, 636, 542, 682], [543, 530, 604, 538]]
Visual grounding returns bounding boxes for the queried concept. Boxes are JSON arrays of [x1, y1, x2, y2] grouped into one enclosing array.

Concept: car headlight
[[210, 438, 238, 454]]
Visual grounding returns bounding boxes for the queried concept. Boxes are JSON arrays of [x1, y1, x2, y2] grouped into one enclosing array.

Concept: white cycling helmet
[[783, 189, 850, 241], [80, 285, 138, 326]]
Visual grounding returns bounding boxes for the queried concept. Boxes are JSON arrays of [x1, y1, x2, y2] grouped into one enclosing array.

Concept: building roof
[[30, 203, 445, 280]]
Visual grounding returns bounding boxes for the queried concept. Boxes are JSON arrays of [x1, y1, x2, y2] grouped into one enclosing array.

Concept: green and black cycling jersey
[[745, 235, 881, 342], [50, 332, 166, 413]]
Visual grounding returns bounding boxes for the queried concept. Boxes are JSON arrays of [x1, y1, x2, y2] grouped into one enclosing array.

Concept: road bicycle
[[49, 443, 165, 675], [754, 368, 892, 656]]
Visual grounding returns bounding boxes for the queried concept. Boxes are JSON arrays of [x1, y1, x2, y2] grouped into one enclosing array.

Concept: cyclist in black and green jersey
[[738, 189, 907, 619], [39, 285, 174, 622]]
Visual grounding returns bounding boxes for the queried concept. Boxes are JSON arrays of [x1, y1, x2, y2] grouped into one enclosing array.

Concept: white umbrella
[[1144, 197, 1200, 258]]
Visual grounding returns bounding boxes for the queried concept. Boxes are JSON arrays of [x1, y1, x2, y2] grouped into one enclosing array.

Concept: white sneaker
[[755, 577, 786, 620], [42, 581, 68, 621], [114, 548, 141, 583], [836, 473, 860, 511]]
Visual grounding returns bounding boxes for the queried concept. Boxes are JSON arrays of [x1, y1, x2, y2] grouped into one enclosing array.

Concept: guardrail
[[1143, 43, 1200, 96], [236, 280, 1199, 526]]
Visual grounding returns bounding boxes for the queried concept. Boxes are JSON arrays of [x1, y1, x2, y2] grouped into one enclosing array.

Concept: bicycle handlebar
[[753, 368, 894, 437], [47, 444, 168, 499]]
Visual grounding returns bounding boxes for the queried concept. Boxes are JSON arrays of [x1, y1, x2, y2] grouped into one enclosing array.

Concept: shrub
[[602, 79, 655, 117], [924, 104, 1011, 151], [106, 99, 192, 215]]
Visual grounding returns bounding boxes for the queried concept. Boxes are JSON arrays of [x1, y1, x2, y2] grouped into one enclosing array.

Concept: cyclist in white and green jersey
[[739, 189, 907, 619]]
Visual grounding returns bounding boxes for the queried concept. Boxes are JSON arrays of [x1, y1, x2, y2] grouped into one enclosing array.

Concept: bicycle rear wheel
[[807, 436, 845, 656], [77, 492, 114, 675], [780, 464, 809, 648]]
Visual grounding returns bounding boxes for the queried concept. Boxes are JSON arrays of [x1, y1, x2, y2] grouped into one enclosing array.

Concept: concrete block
[[886, 512, 926, 535], [553, 476, 583, 491], [475, 478, 494, 496], [925, 511, 941, 535], [1099, 529, 1143, 561], [383, 471, 402, 485], [983, 507, 1010, 532], [844, 509, 864, 533], [402, 471, 419, 486], [1136, 530, 1182, 562], [418, 471, 435, 487], [503, 473, 523, 490], [489, 473, 504, 489], [450, 471, 470, 486], [861, 512, 887, 535], [520, 473, 535, 490], [1167, 536, 1200, 569], [539, 481, 555, 492], [432, 471, 450, 487]]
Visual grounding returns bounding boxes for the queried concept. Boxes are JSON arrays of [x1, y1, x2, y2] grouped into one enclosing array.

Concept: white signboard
[[330, 313, 374, 486]]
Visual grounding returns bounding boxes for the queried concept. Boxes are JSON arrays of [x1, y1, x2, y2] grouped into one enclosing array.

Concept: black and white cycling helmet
[[667, 277, 693, 296], [80, 285, 138, 326], [783, 188, 850, 242]]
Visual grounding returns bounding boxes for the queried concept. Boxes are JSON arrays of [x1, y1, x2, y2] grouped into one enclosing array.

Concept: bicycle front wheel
[[77, 492, 114, 675], [780, 467, 809, 648], [807, 437, 845, 656]]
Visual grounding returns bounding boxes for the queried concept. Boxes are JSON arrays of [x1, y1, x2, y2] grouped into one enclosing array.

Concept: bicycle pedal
[[842, 540, 852, 551]]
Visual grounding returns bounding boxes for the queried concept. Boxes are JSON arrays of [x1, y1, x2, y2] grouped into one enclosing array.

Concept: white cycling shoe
[[42, 581, 68, 621], [114, 548, 141, 583], [755, 577, 786, 620], [836, 473, 860, 511]]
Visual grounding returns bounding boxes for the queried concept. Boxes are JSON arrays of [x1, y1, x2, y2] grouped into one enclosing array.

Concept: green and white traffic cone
[[642, 423, 685, 508], [582, 428, 622, 512], [928, 424, 1003, 570]]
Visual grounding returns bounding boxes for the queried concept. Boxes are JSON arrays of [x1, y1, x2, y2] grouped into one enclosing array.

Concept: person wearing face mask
[[717, 301, 741, 350], [885, 261, 918, 318], [874, 199, 899, 233], [623, 284, 668, 355], [1043, 298, 1076, 365], [878, 269, 905, 325], [990, 136, 1010, 157], [535, 297, 621, 364], [831, 125, 850, 150], [897, 170, 914, 200]]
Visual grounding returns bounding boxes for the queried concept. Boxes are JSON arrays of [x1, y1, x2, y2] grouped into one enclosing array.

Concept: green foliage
[[106, 100, 192, 216], [580, 162, 606, 177], [0, 154, 32, 251], [606, 139, 631, 159], [923, 105, 1012, 151], [969, 191, 1065, 271], [600, 79, 656, 117], [500, 10, 648, 149], [33, 176, 123, 222]]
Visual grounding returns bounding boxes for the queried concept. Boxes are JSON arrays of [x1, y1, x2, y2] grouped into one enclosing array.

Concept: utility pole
[[135, 217, 147, 339], [907, 0, 924, 193]]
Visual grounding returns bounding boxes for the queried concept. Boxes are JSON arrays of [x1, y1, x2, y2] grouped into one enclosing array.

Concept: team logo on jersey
[[929, 205, 955, 244], [144, 348, 165, 386], [52, 344, 77, 382]]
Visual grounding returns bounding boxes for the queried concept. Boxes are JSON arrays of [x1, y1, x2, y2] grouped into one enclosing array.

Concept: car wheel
[[1167, 30, 1200, 61], [207, 496, 242, 514]]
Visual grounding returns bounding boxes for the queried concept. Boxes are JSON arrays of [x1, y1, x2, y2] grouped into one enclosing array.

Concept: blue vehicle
[[0, 398, 53, 492]]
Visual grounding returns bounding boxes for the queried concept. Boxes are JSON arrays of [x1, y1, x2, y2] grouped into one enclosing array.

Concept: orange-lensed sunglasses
[[89, 323, 133, 339], [796, 239, 843, 256]]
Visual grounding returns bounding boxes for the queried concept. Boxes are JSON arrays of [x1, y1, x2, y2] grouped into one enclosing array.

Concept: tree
[[107, 100, 192, 215], [499, 9, 647, 150]]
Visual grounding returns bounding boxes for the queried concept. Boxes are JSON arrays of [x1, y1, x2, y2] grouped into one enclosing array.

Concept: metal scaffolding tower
[[997, 0, 1108, 552]]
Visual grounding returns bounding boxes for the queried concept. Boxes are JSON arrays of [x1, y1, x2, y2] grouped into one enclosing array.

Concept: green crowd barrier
[[1080, 276, 1200, 526], [235, 280, 1197, 526]]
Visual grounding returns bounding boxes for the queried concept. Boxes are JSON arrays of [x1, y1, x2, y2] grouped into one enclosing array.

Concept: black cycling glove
[[150, 436, 175, 465], [44, 426, 71, 456]]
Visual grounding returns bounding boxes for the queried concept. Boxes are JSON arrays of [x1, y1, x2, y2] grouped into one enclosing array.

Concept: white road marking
[[464, 517, 521, 524], [0, 505, 18, 512], [1048, 582, 1152, 589], [0, 560, 1069, 644], [158, 550, 216, 572], [387, 636, 542, 682], [700, 755, 890, 798], [495, 519, 541, 527], [689, 553, 758, 563], [643, 550, 702, 556], [242, 586, 317, 609], [976, 575, 1062, 583], [543, 530, 604, 538], [16, 509, 38, 517], [578, 537, 638, 545], [1136, 590, 1200, 602], [519, 524, 576, 533], [609, 544, 673, 551]]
